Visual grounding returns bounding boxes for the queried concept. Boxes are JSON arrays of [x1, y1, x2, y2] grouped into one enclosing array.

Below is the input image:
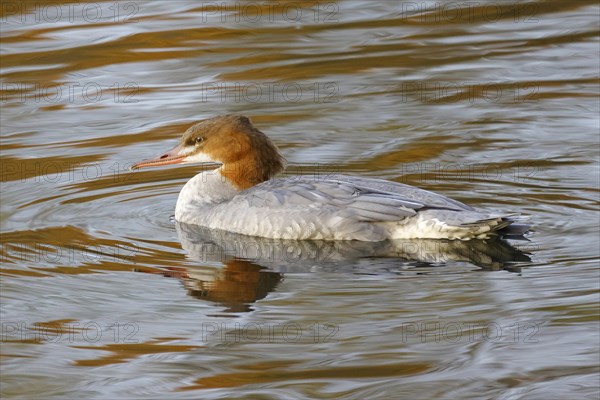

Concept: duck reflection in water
[[146, 223, 532, 313], [167, 258, 282, 313]]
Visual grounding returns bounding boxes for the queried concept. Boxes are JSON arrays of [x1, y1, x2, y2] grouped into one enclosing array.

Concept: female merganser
[[132, 115, 528, 241]]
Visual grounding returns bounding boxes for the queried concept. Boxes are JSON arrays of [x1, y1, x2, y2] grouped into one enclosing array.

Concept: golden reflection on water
[[180, 361, 432, 390], [1, 0, 599, 398], [73, 339, 203, 367], [1, 225, 179, 275]]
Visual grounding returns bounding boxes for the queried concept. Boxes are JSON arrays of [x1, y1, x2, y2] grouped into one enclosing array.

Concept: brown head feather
[[182, 115, 286, 190]]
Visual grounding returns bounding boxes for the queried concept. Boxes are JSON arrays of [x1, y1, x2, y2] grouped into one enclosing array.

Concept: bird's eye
[[195, 137, 204, 145]]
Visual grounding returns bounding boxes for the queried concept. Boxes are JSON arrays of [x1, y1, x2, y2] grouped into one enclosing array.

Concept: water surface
[[1, 1, 599, 399]]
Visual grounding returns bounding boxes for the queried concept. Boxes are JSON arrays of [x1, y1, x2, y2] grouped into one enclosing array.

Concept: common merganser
[[132, 115, 528, 241]]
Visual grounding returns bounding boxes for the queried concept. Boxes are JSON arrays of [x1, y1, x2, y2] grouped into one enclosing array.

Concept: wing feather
[[239, 177, 426, 223]]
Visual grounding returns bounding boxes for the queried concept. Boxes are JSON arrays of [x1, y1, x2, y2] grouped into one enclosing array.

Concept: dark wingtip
[[500, 223, 531, 236], [497, 222, 532, 241]]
